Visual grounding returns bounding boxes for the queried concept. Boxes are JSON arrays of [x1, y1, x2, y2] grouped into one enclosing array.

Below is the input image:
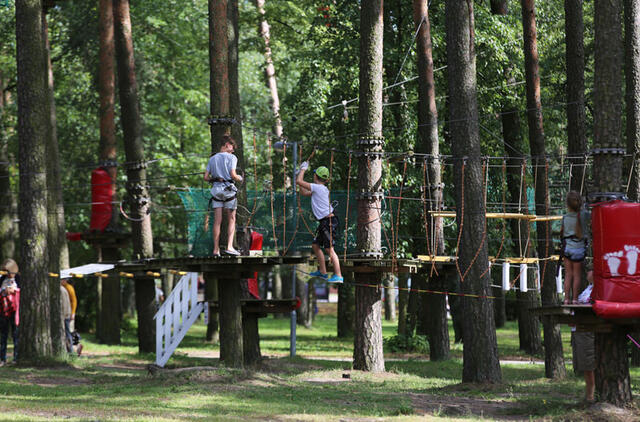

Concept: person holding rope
[[296, 161, 343, 283], [204, 135, 243, 256]]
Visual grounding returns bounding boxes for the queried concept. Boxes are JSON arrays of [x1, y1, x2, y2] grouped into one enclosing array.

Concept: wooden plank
[[417, 255, 456, 263], [429, 211, 537, 220]]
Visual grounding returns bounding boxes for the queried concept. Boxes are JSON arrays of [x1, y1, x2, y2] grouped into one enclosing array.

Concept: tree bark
[[42, 9, 66, 357], [204, 274, 219, 343], [0, 72, 15, 261], [99, 247, 121, 345], [521, 0, 565, 379], [593, 0, 632, 405], [337, 273, 355, 337], [209, 0, 231, 151], [353, 0, 385, 373], [446, 0, 501, 383], [95, 0, 121, 345], [113, 0, 155, 353], [16, 0, 53, 360], [254, 0, 283, 137], [625, 0, 640, 201], [218, 276, 243, 367], [501, 68, 542, 356], [564, 0, 586, 192], [413, 0, 449, 360], [397, 273, 408, 336], [490, 0, 509, 15]]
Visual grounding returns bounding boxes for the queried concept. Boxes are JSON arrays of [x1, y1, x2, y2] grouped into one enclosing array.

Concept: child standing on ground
[[296, 161, 343, 283], [0, 278, 19, 366], [561, 191, 590, 304]]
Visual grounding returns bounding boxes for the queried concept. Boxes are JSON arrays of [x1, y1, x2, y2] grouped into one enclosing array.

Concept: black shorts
[[313, 216, 339, 249]]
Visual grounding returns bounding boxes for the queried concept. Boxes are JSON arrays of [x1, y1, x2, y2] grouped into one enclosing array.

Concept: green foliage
[[383, 333, 430, 354]]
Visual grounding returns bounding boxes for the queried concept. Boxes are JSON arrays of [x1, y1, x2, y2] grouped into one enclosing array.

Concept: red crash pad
[[591, 200, 640, 313]]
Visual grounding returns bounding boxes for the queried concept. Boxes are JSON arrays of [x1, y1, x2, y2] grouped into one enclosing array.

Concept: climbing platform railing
[[154, 272, 204, 367]]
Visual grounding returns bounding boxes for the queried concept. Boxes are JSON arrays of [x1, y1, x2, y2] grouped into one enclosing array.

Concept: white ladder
[[154, 272, 204, 367]]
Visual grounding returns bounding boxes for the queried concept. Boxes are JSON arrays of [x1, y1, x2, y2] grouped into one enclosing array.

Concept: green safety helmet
[[314, 166, 330, 180]]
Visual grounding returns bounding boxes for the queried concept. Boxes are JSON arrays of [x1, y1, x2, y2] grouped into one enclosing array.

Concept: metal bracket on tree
[[208, 115, 239, 126], [589, 147, 626, 156], [356, 136, 385, 148], [355, 191, 384, 201], [123, 160, 148, 171]]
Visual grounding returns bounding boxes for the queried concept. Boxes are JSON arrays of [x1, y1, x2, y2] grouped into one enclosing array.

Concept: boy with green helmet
[[296, 161, 343, 283]]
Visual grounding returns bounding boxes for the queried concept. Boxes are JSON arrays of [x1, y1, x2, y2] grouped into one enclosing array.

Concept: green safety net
[[177, 188, 409, 257]]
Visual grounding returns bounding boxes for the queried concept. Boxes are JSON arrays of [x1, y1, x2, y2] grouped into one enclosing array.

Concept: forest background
[[0, 0, 590, 331]]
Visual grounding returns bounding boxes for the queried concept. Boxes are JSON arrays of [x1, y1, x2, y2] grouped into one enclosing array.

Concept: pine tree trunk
[[99, 247, 121, 345], [397, 273, 408, 336], [113, 0, 155, 353], [413, 0, 449, 360], [15, 0, 54, 361], [204, 273, 219, 343], [0, 72, 15, 261], [501, 68, 542, 356], [254, 0, 283, 137], [41, 10, 65, 357], [625, 0, 640, 201], [593, 0, 632, 405], [337, 273, 355, 337], [446, 0, 501, 383], [354, 0, 385, 373], [218, 275, 243, 367], [564, 0, 586, 192], [96, 0, 121, 345], [520, 0, 565, 378]]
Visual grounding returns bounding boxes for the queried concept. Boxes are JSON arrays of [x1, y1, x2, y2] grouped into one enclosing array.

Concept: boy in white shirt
[[296, 161, 343, 283]]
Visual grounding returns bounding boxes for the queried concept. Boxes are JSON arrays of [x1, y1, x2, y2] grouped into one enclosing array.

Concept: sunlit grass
[[0, 313, 637, 421]]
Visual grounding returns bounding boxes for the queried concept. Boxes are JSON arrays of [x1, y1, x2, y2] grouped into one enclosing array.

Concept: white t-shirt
[[310, 183, 333, 220]]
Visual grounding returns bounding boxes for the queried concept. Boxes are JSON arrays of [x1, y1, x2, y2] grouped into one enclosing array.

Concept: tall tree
[[564, 0, 586, 192], [624, 0, 640, 369], [113, 0, 155, 353], [592, 0, 632, 405], [97, 0, 121, 345], [0, 71, 15, 260], [209, 0, 243, 367], [42, 8, 65, 357], [446, 0, 501, 383], [353, 0, 385, 373], [501, 69, 542, 356], [413, 0, 449, 361], [254, 0, 283, 138], [521, 0, 566, 379], [625, 0, 640, 201], [15, 0, 53, 360]]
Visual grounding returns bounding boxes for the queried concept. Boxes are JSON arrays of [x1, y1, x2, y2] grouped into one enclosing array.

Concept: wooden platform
[[116, 255, 308, 277], [209, 298, 298, 315], [316, 257, 423, 274], [532, 305, 640, 332]]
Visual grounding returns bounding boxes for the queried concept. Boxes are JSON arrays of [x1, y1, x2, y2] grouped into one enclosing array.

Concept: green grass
[[0, 314, 638, 421]]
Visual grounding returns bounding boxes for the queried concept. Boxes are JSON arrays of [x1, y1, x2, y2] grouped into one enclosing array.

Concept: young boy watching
[[296, 161, 343, 283]]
